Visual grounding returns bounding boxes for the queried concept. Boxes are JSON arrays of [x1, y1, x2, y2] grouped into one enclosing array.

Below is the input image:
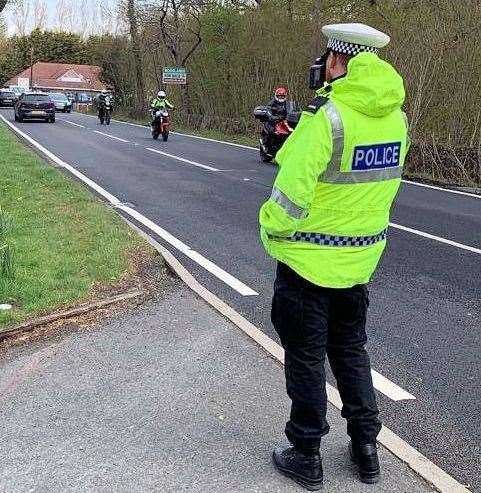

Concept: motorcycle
[[98, 97, 112, 125], [151, 108, 170, 141], [253, 101, 301, 163]]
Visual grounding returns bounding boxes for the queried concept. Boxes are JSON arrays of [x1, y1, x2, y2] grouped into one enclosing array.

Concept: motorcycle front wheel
[[260, 146, 273, 163], [152, 130, 160, 140], [162, 131, 169, 142], [106, 113, 111, 125]]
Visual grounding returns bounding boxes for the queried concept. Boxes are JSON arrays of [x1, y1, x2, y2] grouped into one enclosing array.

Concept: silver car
[[48, 92, 72, 113]]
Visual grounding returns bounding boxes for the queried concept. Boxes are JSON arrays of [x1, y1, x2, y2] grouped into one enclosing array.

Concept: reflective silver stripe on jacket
[[402, 111, 411, 150], [270, 186, 308, 219], [319, 101, 403, 184]]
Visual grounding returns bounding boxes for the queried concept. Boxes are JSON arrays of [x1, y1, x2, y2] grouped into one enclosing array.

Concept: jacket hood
[[325, 53, 405, 117]]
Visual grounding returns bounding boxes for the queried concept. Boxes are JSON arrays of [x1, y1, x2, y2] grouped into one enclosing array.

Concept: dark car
[[0, 90, 16, 107], [48, 92, 72, 113], [14, 93, 55, 123]]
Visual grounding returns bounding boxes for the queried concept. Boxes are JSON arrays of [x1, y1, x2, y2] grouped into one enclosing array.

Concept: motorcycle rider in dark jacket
[[265, 87, 288, 135]]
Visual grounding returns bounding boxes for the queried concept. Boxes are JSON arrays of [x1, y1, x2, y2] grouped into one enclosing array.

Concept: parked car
[[48, 92, 72, 113], [0, 90, 17, 107], [14, 93, 55, 123]]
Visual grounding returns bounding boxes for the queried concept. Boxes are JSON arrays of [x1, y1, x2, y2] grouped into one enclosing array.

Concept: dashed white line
[[371, 369, 415, 401], [390, 222, 481, 255], [94, 130, 129, 143], [63, 120, 85, 128], [147, 147, 220, 171]]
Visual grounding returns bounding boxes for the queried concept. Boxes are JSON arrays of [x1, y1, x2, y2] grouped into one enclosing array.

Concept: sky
[[4, 0, 120, 36]]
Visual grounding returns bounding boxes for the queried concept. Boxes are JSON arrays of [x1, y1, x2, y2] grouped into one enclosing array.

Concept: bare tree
[[12, 0, 30, 35], [32, 0, 47, 29], [126, 0, 146, 113]]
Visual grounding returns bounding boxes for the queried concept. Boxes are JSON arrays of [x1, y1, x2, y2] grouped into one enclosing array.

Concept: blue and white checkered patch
[[292, 229, 387, 247]]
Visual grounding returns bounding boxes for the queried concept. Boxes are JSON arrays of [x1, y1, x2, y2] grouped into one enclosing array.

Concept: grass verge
[[0, 122, 156, 328]]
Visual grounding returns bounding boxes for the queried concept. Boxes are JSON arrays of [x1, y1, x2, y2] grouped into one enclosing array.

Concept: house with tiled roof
[[6, 62, 108, 98]]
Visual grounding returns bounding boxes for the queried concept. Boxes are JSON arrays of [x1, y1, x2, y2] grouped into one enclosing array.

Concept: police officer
[[259, 23, 409, 490]]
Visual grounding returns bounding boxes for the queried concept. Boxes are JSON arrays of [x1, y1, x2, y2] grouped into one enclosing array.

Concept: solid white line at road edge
[[94, 130, 130, 143], [0, 114, 258, 297], [130, 223, 470, 493], [402, 179, 480, 199], [63, 120, 85, 128], [147, 147, 220, 171], [390, 222, 481, 255]]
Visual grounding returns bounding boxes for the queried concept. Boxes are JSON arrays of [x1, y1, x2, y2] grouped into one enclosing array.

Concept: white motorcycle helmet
[[157, 90, 166, 98]]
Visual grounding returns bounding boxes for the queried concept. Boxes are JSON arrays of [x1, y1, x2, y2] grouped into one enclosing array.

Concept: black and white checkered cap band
[[327, 38, 378, 56], [291, 229, 387, 247]]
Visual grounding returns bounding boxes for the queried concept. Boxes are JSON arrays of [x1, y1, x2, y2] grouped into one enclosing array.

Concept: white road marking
[[0, 115, 120, 204], [390, 222, 481, 255], [371, 369, 415, 401], [402, 179, 480, 199], [147, 147, 220, 172], [0, 114, 257, 297], [63, 120, 85, 128], [94, 130, 129, 143], [118, 205, 258, 296]]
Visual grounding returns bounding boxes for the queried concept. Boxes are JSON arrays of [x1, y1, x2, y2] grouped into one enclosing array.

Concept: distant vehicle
[[9, 85, 27, 98], [0, 90, 17, 107], [48, 92, 72, 113], [14, 93, 55, 123]]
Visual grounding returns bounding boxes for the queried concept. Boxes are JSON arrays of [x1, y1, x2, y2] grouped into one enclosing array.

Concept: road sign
[[162, 67, 187, 85], [17, 77, 30, 89]]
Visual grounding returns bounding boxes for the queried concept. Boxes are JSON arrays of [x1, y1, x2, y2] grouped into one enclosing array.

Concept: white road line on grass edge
[[127, 222, 470, 493], [94, 130, 130, 143], [63, 120, 85, 128], [0, 114, 257, 297]]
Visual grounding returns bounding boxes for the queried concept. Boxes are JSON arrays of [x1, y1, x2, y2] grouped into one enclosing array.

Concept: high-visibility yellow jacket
[[259, 53, 409, 288]]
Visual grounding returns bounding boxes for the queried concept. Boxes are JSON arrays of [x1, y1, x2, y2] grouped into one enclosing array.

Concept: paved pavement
[[0, 282, 433, 492], [0, 110, 479, 490]]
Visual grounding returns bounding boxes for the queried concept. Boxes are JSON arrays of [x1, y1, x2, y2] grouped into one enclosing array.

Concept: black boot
[[273, 446, 323, 491], [349, 441, 380, 484]]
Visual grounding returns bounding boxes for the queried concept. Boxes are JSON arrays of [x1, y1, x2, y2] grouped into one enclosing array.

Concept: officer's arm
[[166, 100, 175, 109], [259, 110, 332, 237]]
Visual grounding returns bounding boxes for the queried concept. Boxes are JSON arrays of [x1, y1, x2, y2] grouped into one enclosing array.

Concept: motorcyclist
[[265, 87, 288, 134], [97, 89, 112, 118], [151, 90, 175, 111]]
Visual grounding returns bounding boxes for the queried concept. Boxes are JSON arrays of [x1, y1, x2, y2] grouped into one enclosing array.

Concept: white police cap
[[322, 23, 390, 56]]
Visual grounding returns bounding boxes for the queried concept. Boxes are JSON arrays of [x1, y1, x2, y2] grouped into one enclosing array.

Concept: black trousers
[[272, 262, 382, 452]]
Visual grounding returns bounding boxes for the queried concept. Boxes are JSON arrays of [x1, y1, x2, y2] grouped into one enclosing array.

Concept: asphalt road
[[2, 109, 480, 491]]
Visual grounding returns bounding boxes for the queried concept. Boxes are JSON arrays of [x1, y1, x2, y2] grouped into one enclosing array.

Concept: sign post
[[162, 67, 187, 85]]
